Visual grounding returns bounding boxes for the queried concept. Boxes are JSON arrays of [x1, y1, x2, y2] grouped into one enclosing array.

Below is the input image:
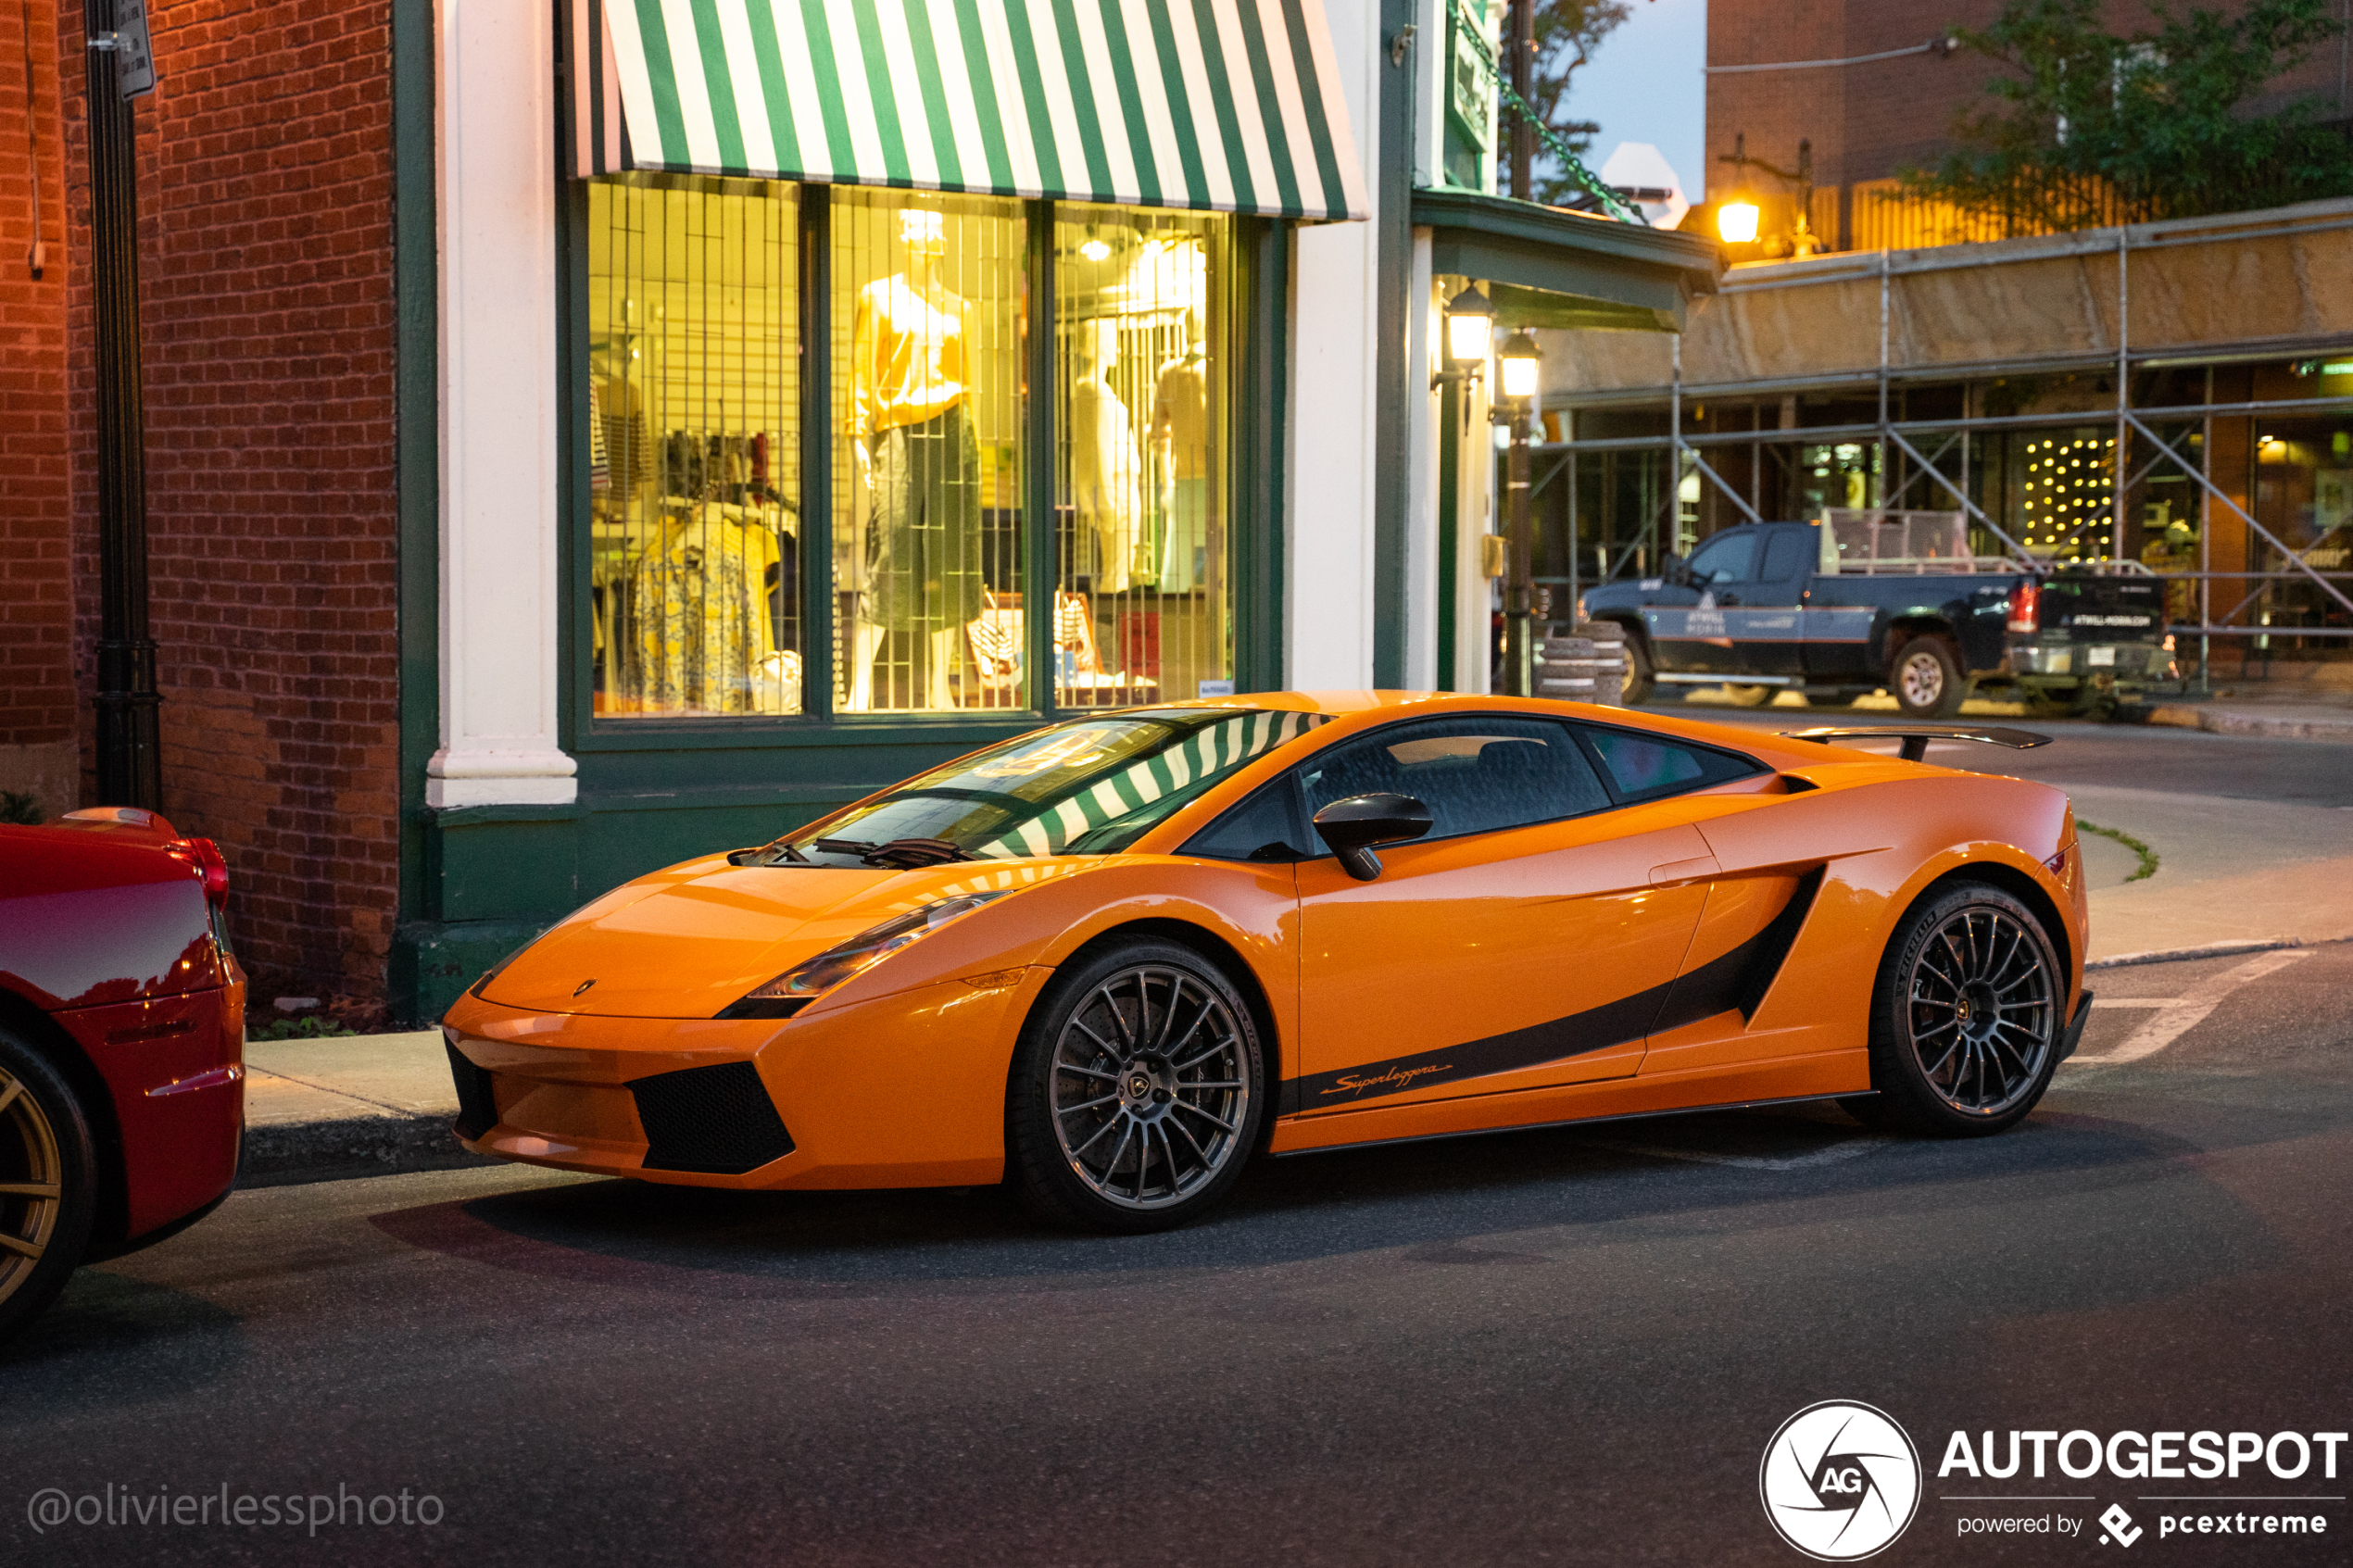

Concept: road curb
[[2087, 937, 2301, 972], [239, 1113, 494, 1189], [2141, 705, 2353, 743]]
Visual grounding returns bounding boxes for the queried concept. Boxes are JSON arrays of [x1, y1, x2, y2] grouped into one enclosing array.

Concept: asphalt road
[[6, 947, 2347, 1566], [1641, 703, 2353, 808]]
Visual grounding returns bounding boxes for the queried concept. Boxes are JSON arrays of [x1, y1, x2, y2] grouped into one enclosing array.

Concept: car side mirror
[[1312, 793, 1434, 882], [1661, 552, 1695, 589]]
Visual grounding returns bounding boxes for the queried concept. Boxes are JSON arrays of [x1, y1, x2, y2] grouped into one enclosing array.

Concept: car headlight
[[717, 892, 1012, 1019]]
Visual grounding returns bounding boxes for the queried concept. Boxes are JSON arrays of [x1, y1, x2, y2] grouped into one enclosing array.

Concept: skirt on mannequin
[[862, 402, 982, 709]]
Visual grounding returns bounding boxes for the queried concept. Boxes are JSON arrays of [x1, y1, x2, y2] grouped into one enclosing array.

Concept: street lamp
[[1497, 329, 1542, 403], [1496, 330, 1543, 697]]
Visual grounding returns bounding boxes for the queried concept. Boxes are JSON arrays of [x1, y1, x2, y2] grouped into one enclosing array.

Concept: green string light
[[1448, 0, 1647, 228]]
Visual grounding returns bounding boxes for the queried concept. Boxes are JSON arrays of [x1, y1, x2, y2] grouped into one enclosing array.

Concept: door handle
[[1648, 856, 1721, 886]]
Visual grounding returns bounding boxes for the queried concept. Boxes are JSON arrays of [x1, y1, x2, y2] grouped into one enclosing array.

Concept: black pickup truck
[[1578, 517, 2173, 718]]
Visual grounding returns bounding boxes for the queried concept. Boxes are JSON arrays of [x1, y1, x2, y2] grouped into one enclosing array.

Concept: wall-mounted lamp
[[1717, 190, 1762, 245], [1432, 284, 1496, 390]]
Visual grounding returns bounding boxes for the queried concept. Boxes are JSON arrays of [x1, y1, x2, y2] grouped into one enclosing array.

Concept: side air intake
[[627, 1061, 795, 1174]]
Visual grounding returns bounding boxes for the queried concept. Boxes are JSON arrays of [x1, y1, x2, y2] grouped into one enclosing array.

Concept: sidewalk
[[243, 1031, 479, 1187], [2139, 699, 2353, 743]]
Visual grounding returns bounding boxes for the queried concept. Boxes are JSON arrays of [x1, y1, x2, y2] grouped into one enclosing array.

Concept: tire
[[1722, 684, 1772, 709], [1843, 884, 2062, 1137], [0, 1026, 97, 1348], [1005, 940, 1265, 1234], [1888, 635, 1966, 720], [1618, 632, 1656, 706]]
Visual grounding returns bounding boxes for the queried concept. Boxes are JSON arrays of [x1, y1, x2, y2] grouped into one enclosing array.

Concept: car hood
[[478, 856, 1074, 1019]]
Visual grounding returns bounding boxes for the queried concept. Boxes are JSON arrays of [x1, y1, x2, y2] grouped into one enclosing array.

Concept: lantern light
[[1497, 330, 1542, 403], [1718, 192, 1761, 245]]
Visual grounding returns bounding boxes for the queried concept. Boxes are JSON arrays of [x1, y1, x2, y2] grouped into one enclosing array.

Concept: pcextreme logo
[[1761, 1400, 1924, 1561]]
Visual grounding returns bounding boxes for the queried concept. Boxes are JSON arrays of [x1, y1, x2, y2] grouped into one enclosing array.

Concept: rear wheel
[[1889, 636, 1966, 719], [1843, 884, 2062, 1136], [1005, 941, 1265, 1234], [0, 1028, 96, 1347]]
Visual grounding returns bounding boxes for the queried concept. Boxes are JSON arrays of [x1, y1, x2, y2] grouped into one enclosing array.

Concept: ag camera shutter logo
[[1760, 1400, 1923, 1561]]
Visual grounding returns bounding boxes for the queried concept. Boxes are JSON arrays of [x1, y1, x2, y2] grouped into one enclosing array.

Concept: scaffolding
[[1538, 207, 2353, 679]]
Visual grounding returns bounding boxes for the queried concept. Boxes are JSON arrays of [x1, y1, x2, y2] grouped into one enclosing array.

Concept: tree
[[1523, 0, 1642, 207], [1899, 0, 2353, 229]]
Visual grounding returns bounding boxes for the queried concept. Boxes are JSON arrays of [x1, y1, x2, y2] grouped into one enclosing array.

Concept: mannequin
[[1069, 317, 1146, 593], [849, 207, 982, 709], [1149, 309, 1212, 592]]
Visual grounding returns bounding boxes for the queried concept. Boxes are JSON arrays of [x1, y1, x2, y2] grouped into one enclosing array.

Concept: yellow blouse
[[852, 275, 973, 437]]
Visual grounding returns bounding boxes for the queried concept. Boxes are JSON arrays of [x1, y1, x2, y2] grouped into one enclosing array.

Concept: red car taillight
[[2007, 582, 2041, 634], [170, 837, 232, 906]]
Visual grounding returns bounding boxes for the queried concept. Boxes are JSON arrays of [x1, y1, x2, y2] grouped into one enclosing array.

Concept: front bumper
[[440, 969, 1046, 1190]]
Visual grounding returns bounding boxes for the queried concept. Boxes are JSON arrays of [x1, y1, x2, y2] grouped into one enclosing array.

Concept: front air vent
[[627, 1061, 795, 1174], [446, 1043, 499, 1141]]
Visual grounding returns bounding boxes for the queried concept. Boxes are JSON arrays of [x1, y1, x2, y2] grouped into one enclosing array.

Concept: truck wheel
[[1618, 634, 1655, 706], [1889, 637, 1965, 720]]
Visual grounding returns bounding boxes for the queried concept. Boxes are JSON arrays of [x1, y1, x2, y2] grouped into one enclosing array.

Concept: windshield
[[755, 709, 1330, 866]]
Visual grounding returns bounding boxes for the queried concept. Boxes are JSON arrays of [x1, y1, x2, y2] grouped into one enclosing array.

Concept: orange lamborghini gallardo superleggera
[[443, 694, 2091, 1232]]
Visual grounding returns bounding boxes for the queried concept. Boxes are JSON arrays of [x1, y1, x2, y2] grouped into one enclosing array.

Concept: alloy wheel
[[0, 1065, 65, 1311], [1049, 965, 1251, 1210], [1902, 907, 2055, 1116]]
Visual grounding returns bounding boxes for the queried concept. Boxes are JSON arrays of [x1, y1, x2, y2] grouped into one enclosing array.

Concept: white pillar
[[427, 0, 574, 809], [1403, 231, 1440, 690], [1285, 2, 1382, 692]]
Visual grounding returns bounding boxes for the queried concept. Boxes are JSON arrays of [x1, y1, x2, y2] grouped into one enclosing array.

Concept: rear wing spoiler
[[1780, 726, 2053, 763]]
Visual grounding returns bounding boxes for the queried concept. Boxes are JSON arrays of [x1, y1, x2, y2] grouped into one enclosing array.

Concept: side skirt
[[1271, 1088, 1875, 1160], [1266, 1050, 1871, 1158]]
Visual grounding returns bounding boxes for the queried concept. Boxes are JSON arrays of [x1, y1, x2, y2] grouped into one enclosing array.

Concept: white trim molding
[[430, 0, 573, 811]]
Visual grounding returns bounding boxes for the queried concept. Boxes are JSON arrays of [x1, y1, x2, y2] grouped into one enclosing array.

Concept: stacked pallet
[[1535, 624, 1627, 706]]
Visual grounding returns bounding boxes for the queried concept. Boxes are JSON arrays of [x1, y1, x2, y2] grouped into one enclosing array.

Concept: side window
[[1578, 724, 1763, 803], [1761, 529, 1813, 583], [1687, 530, 1758, 585], [1181, 778, 1311, 863], [1298, 718, 1610, 842]]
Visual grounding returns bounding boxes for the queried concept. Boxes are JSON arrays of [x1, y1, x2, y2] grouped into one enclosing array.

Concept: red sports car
[[0, 807, 245, 1345]]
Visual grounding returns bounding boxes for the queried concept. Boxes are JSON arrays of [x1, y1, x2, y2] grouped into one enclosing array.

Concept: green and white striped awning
[[570, 0, 1368, 221]]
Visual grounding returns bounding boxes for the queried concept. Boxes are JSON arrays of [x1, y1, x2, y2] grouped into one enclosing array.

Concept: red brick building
[[4, 1, 401, 1017], [1705, 0, 2352, 248]]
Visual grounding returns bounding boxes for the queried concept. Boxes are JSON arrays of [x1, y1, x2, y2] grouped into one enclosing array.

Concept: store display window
[[1053, 210, 1234, 707], [587, 177, 802, 718], [831, 193, 1027, 713], [578, 180, 1242, 726]]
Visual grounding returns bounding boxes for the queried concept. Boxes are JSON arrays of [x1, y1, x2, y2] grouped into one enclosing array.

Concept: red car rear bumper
[[52, 978, 245, 1240]]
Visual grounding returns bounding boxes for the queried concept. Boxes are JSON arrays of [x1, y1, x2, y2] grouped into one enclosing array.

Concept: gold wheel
[[0, 1066, 66, 1312]]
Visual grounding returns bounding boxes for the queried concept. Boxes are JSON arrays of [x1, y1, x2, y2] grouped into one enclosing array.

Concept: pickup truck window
[[1762, 529, 1813, 582], [1687, 531, 1758, 585]]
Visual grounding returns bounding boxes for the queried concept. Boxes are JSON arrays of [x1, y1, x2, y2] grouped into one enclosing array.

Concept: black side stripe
[[1289, 867, 1825, 1108], [1652, 866, 1824, 1035]]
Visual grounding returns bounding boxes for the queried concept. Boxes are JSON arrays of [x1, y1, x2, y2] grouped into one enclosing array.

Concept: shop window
[[1053, 209, 1235, 707], [587, 179, 802, 718], [832, 191, 1026, 713]]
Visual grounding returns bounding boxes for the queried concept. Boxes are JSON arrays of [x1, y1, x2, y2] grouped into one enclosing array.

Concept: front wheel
[[0, 1027, 97, 1347], [1889, 636, 1966, 720], [1843, 884, 2062, 1137], [1617, 633, 1656, 706], [1005, 941, 1265, 1234]]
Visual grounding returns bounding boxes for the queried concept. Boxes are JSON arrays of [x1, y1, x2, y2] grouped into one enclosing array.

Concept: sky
[[1565, 0, 1708, 205]]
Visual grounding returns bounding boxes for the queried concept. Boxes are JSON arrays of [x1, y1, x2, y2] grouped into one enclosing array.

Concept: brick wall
[[54, 1, 400, 1015], [1, 0, 74, 809], [1707, 0, 2353, 207]]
